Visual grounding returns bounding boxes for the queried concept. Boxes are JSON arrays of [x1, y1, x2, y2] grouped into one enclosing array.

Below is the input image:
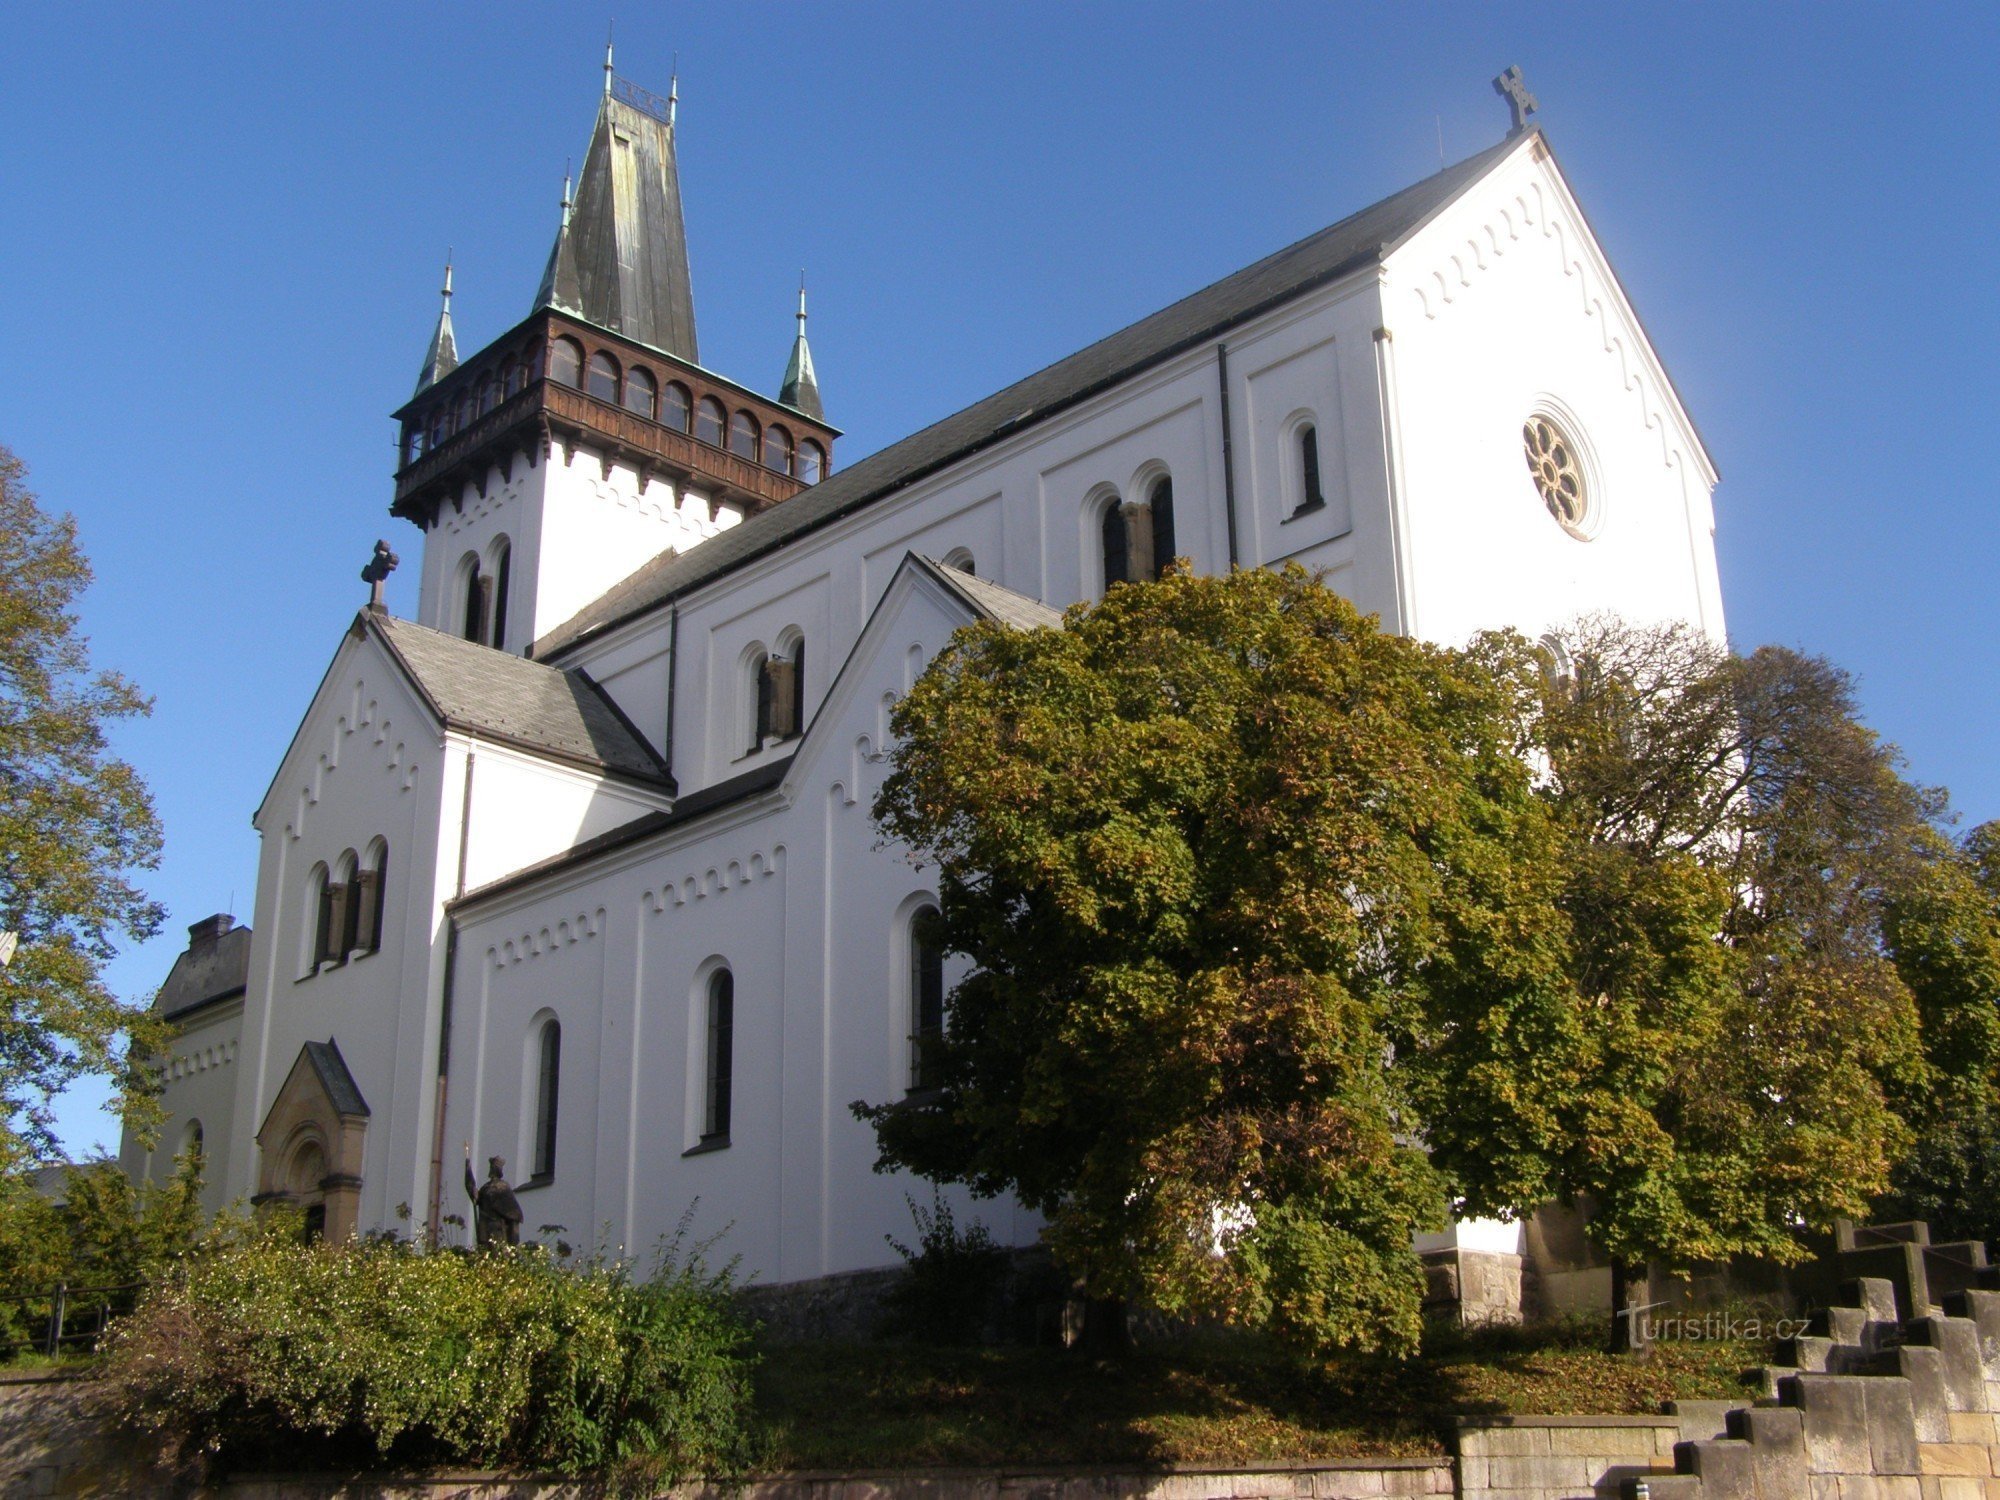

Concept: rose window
[[1523, 416, 1588, 537]]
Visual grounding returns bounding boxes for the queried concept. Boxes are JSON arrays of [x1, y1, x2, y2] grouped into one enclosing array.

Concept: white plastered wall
[[117, 996, 244, 1217]]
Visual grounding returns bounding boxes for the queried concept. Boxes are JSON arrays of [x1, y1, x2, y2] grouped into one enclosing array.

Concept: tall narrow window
[[321, 862, 352, 967], [587, 351, 620, 404], [697, 397, 726, 448], [624, 366, 658, 420], [1149, 476, 1176, 579], [1296, 425, 1325, 515], [909, 907, 945, 1092], [336, 851, 361, 956], [703, 970, 734, 1142], [729, 411, 760, 460], [797, 440, 825, 485], [306, 864, 330, 975], [747, 650, 770, 751], [664, 382, 692, 432], [763, 423, 794, 474], [505, 360, 528, 397], [461, 558, 486, 643], [1100, 501, 1128, 591], [532, 1019, 561, 1180], [182, 1119, 205, 1168], [789, 636, 805, 738], [354, 840, 388, 954], [549, 337, 583, 389], [490, 542, 511, 652]]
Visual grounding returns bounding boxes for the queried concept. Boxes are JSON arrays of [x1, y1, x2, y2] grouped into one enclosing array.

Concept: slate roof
[[370, 613, 671, 784], [533, 132, 1526, 662], [915, 556, 1066, 631], [156, 914, 253, 1020], [302, 1040, 370, 1117], [535, 79, 698, 361]]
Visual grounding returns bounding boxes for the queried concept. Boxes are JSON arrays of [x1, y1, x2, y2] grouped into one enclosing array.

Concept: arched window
[[333, 850, 360, 957], [762, 423, 794, 474], [460, 556, 487, 644], [1100, 499, 1128, 592], [624, 366, 657, 420], [356, 838, 388, 954], [942, 549, 975, 576], [181, 1119, 205, 1169], [402, 426, 424, 466], [797, 439, 825, 485], [504, 360, 527, 397], [549, 337, 584, 389], [531, 1018, 561, 1180], [703, 969, 734, 1142], [477, 377, 499, 416], [696, 396, 726, 448], [587, 350, 620, 404], [1296, 424, 1325, 515], [746, 648, 769, 751], [1149, 475, 1176, 578], [455, 392, 474, 433], [303, 863, 330, 976], [664, 382, 692, 432], [729, 411, 760, 460], [490, 541, 511, 652], [427, 407, 449, 450], [909, 906, 945, 1092], [789, 635, 805, 737]]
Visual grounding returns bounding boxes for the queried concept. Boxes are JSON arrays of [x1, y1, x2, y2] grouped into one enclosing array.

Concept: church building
[[121, 59, 1723, 1313]]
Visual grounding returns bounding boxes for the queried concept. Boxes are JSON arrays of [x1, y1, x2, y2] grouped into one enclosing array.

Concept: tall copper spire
[[414, 257, 458, 395], [778, 274, 822, 420], [531, 60, 698, 360]]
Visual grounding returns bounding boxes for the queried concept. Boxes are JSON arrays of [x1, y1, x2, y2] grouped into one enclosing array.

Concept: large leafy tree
[[859, 565, 1578, 1355], [0, 445, 166, 1166], [1426, 620, 1931, 1311]]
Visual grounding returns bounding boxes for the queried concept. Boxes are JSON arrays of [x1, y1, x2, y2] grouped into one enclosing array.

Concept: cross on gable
[[1493, 66, 1539, 134], [361, 539, 399, 611]]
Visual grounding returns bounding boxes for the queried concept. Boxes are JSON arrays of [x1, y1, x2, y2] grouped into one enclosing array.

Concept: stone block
[[1946, 1414, 1997, 1445], [1813, 1476, 1842, 1500], [1679, 1438, 1758, 1499], [1902, 1349, 1957, 1444], [1921, 1444, 1995, 1478], [1674, 1400, 1746, 1444], [1869, 1378, 1928, 1474], [1483, 1454, 1598, 1489], [1551, 1426, 1672, 1458], [1943, 1292, 2000, 1375], [1785, 1374, 1877, 1475], [1928, 1479, 1987, 1500], [1463, 1429, 1553, 1458]]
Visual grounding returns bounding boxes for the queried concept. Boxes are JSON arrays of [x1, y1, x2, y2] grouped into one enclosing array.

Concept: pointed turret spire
[[533, 56, 697, 359], [778, 273, 823, 421], [414, 257, 459, 395]]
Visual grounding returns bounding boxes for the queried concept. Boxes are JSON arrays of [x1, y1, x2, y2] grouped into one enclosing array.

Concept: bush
[[882, 1188, 1011, 1343], [97, 1217, 758, 1482]]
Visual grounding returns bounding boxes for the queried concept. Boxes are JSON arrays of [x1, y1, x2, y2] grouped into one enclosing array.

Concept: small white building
[[124, 63, 1720, 1310]]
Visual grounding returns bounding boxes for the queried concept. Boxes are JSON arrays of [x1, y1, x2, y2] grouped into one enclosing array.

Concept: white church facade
[[122, 63, 1722, 1306]]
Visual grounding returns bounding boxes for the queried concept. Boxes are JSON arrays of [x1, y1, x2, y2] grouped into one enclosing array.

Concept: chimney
[[187, 913, 236, 951]]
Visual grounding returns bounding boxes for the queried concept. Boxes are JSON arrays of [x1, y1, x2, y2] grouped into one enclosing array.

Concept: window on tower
[[587, 351, 620, 404], [762, 423, 793, 474], [1295, 424, 1325, 516], [696, 396, 726, 448], [1148, 475, 1176, 578], [549, 337, 584, 389], [1101, 499, 1129, 591], [729, 411, 760, 461], [702, 969, 733, 1144], [797, 439, 825, 485], [664, 382, 692, 432], [503, 360, 527, 397], [624, 366, 657, 421]]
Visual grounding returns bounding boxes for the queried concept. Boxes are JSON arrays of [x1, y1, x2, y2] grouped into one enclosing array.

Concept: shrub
[[97, 1217, 757, 1481], [882, 1188, 1011, 1343]]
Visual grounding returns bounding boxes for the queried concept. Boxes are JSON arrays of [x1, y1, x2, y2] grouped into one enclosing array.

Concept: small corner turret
[[779, 275, 824, 423], [413, 260, 457, 395]]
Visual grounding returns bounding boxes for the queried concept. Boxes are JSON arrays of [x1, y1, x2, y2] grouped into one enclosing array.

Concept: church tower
[[390, 52, 840, 661]]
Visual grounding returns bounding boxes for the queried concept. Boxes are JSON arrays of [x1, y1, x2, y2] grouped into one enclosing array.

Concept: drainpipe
[[1215, 344, 1241, 570], [662, 602, 680, 787], [424, 743, 477, 1243]]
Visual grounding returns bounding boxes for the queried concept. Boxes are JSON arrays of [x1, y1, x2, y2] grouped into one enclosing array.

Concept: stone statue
[[463, 1147, 523, 1249]]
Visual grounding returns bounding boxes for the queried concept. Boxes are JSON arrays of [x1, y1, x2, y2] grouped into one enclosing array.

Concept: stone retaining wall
[[1456, 1416, 1681, 1500]]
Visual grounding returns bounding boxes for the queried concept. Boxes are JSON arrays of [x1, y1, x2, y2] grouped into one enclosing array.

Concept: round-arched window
[[1523, 414, 1590, 538], [763, 423, 794, 474], [797, 439, 825, 485], [587, 351, 620, 404], [729, 411, 760, 460], [696, 397, 726, 448], [664, 382, 692, 432], [624, 366, 658, 420], [504, 360, 527, 397], [549, 337, 584, 389]]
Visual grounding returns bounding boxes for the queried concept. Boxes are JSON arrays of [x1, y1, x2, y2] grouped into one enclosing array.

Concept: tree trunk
[[1074, 1293, 1132, 1356], [1609, 1259, 1653, 1356]]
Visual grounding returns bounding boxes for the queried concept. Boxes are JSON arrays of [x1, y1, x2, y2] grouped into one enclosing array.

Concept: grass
[[752, 1321, 1766, 1472]]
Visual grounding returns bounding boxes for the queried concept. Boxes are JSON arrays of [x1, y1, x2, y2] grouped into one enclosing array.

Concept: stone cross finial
[[361, 539, 399, 611], [1493, 66, 1539, 135]]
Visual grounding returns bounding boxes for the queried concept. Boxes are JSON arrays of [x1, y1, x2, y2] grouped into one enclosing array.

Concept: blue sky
[[3, 3, 1995, 1158]]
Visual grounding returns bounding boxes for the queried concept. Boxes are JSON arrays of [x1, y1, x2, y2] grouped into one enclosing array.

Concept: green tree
[[1435, 620, 1930, 1319], [858, 565, 1576, 1356], [0, 444, 166, 1164]]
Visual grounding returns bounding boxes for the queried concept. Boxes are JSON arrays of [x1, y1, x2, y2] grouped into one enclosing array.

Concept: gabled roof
[[301, 1040, 370, 1118], [156, 914, 252, 1020], [913, 555, 1066, 632], [534, 75, 698, 362], [368, 613, 671, 785], [533, 132, 1526, 661]]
